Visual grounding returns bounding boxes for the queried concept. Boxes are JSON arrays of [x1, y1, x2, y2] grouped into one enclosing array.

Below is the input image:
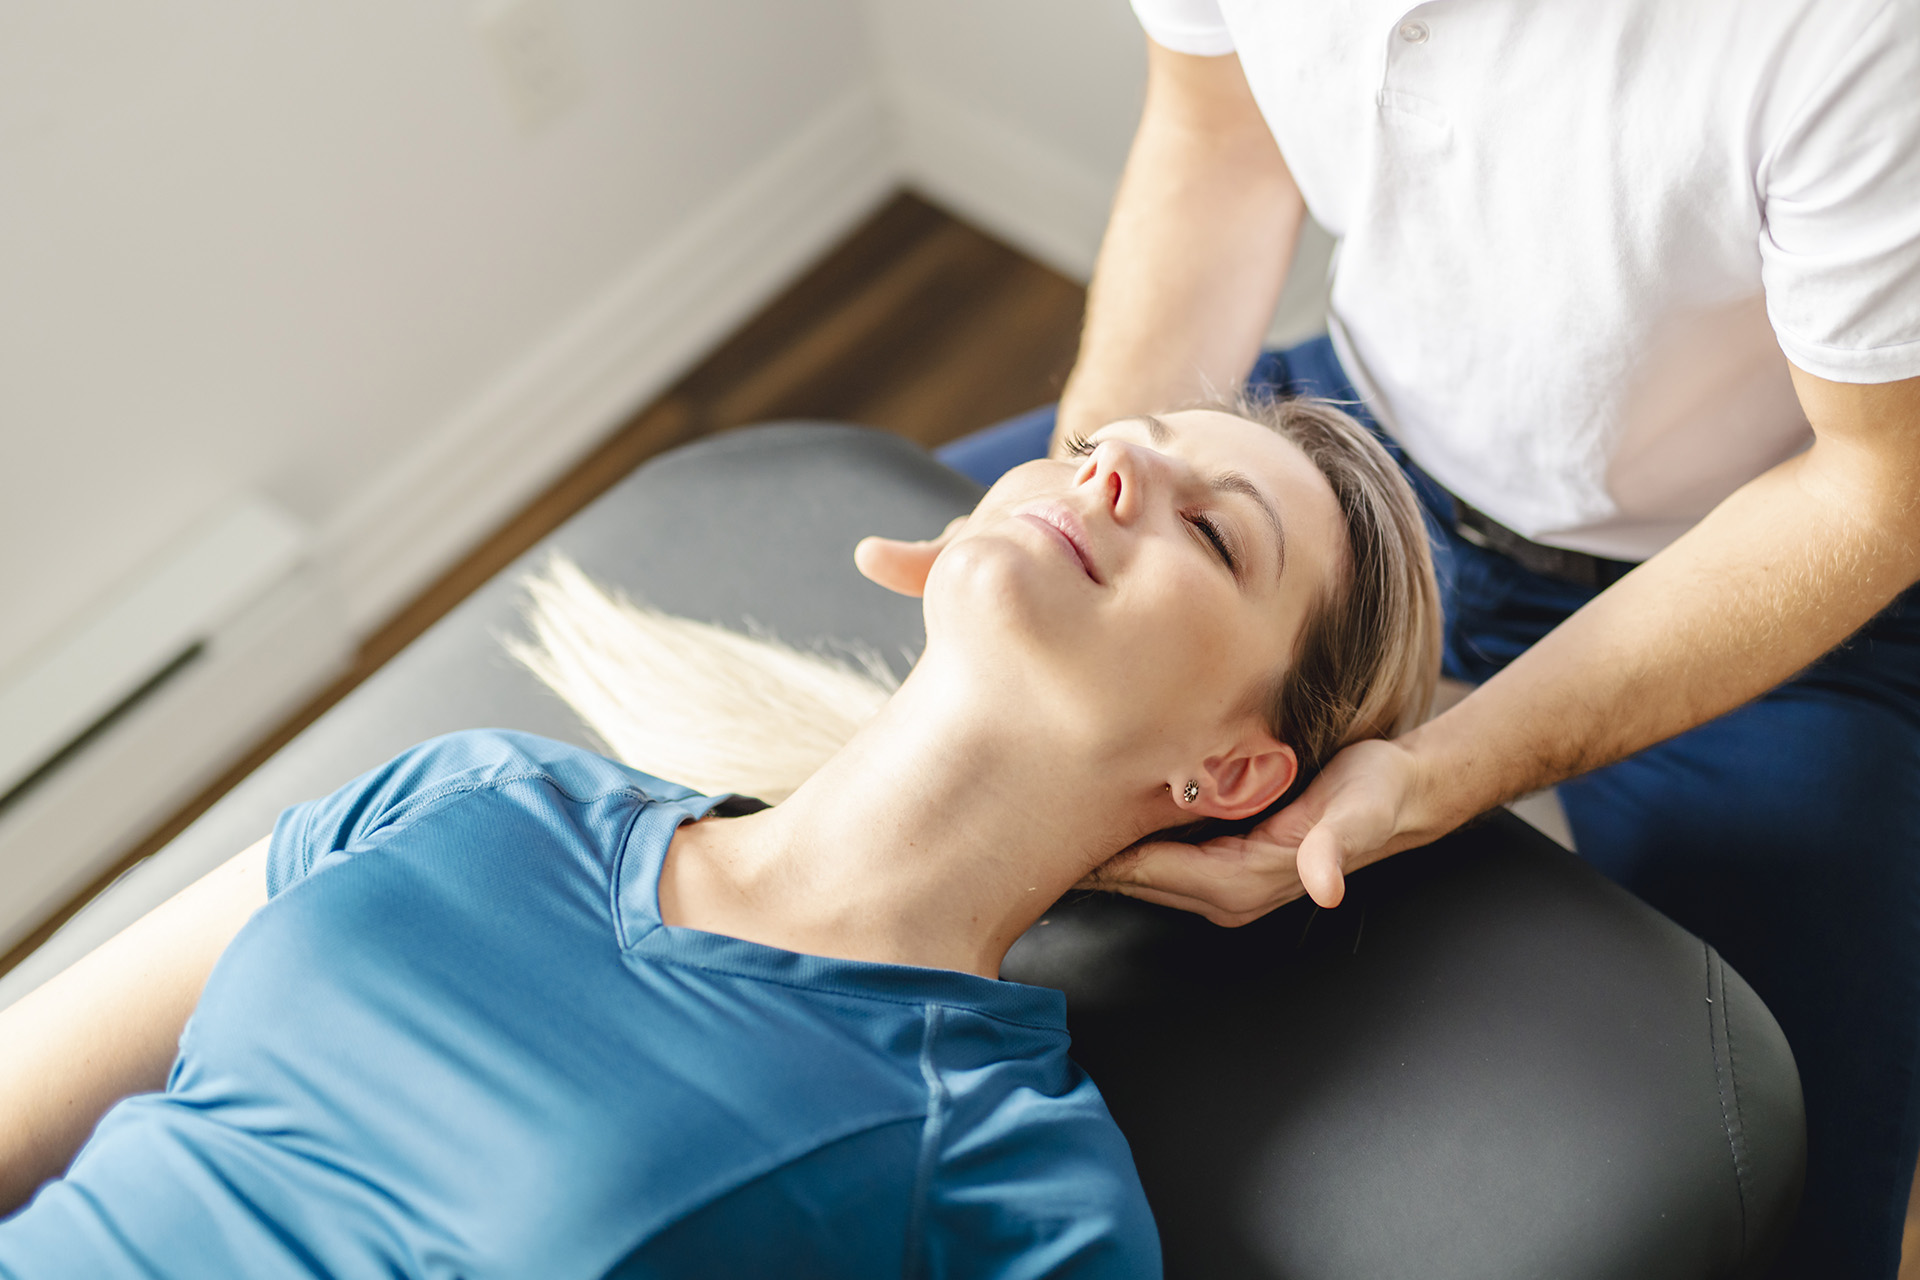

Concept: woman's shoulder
[[384, 729, 706, 806], [323, 729, 726, 838], [268, 729, 727, 897]]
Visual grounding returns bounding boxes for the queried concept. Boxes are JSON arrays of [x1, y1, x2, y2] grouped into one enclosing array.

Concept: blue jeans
[[938, 336, 1920, 1279]]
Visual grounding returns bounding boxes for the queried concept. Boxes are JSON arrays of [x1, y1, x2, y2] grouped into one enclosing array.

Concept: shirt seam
[[1767, 322, 1920, 360], [902, 1003, 948, 1280], [287, 802, 317, 882], [625, 952, 1068, 1033], [356, 769, 660, 844], [1754, 0, 1898, 198], [609, 796, 659, 951]]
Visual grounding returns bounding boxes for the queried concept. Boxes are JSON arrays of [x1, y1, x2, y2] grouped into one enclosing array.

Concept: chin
[[924, 530, 1086, 659]]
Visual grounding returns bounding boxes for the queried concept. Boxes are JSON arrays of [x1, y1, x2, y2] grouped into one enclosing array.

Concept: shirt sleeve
[[1758, 0, 1920, 384], [925, 1085, 1161, 1279], [266, 730, 554, 895], [1128, 0, 1236, 56]]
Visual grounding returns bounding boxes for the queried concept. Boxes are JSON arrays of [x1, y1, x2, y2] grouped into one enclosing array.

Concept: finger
[[1090, 839, 1303, 920], [853, 536, 940, 597], [1243, 784, 1329, 850], [1084, 878, 1268, 929], [1295, 824, 1348, 908]]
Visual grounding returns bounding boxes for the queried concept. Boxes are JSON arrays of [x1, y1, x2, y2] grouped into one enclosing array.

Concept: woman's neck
[[658, 662, 1162, 978]]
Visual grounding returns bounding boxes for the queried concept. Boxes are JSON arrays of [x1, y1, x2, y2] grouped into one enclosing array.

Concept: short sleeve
[[1759, 0, 1920, 383], [1129, 0, 1236, 56], [926, 1088, 1160, 1279], [266, 730, 559, 896]]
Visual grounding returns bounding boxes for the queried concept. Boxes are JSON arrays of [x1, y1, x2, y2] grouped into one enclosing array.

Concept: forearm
[[1399, 424, 1920, 847], [0, 838, 267, 1213], [1055, 42, 1304, 448]]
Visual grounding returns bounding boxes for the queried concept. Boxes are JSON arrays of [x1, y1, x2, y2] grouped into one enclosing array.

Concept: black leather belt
[[1449, 498, 1640, 590]]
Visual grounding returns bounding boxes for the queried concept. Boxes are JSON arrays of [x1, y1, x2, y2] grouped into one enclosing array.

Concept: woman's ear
[[854, 516, 968, 598], [1195, 730, 1299, 821]]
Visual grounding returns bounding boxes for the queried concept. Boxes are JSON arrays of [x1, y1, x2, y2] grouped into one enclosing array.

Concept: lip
[[1015, 505, 1103, 584]]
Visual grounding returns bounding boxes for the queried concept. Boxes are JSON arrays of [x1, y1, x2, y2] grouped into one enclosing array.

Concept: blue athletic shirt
[[0, 730, 1159, 1279]]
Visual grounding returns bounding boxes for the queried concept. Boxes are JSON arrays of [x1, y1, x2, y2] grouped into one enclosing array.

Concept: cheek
[[1100, 571, 1266, 725]]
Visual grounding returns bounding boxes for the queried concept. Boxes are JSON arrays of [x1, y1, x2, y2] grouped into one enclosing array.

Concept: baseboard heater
[[0, 501, 304, 812], [0, 498, 347, 955]]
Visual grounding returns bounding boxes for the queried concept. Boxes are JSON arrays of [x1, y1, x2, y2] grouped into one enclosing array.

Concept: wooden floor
[[0, 190, 1084, 977]]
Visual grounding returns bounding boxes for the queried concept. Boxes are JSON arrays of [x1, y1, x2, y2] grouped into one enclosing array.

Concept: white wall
[[0, 0, 884, 674], [865, 0, 1334, 340], [864, 0, 1146, 281]]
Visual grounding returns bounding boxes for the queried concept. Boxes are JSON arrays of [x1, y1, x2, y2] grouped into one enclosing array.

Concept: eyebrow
[[1131, 415, 1289, 582]]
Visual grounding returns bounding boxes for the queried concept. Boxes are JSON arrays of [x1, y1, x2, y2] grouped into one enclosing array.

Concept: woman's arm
[[0, 837, 269, 1215]]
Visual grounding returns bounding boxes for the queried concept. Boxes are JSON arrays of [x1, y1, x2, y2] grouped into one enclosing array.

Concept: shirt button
[[1399, 20, 1430, 43]]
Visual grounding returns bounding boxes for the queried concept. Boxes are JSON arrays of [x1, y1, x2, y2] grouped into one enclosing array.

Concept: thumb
[[855, 515, 967, 598], [855, 536, 941, 597], [1296, 823, 1348, 908]]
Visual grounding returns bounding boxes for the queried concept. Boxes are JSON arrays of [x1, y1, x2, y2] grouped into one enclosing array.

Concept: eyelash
[[1064, 432, 1238, 573], [1189, 512, 1238, 572]]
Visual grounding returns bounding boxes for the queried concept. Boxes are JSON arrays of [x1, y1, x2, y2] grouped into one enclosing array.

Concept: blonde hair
[[1218, 393, 1441, 774], [506, 556, 896, 804], [510, 397, 1440, 803]]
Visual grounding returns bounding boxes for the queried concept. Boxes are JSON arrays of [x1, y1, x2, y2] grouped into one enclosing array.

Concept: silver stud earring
[[1182, 780, 1200, 804]]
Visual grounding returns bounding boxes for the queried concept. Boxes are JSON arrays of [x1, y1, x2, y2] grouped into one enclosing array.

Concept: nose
[[1075, 438, 1173, 525]]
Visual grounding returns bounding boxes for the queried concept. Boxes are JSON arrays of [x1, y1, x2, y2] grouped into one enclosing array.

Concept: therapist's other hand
[[1085, 736, 1431, 924], [855, 516, 968, 598]]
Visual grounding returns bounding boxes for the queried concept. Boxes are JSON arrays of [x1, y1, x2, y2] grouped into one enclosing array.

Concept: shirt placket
[[1377, 2, 1450, 131]]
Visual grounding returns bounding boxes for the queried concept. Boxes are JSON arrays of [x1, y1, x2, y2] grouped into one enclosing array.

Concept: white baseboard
[[886, 78, 1116, 284], [320, 83, 901, 639]]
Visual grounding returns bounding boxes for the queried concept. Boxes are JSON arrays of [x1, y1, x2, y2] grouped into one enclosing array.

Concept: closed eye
[[1188, 512, 1238, 574]]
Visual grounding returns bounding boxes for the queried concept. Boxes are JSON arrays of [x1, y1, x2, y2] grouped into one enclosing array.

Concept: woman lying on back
[[0, 400, 1437, 1279]]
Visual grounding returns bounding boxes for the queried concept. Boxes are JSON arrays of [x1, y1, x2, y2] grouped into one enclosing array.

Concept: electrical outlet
[[474, 0, 585, 133]]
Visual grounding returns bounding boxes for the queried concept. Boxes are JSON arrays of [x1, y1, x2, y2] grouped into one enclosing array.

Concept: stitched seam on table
[[1707, 943, 1751, 1248], [1724, 968, 1753, 1251], [902, 1004, 948, 1280]]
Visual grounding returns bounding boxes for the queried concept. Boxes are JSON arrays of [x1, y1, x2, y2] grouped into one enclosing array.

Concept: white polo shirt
[[1132, 0, 1920, 559]]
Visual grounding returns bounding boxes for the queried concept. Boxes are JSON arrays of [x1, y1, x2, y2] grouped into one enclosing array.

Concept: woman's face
[[924, 409, 1348, 759]]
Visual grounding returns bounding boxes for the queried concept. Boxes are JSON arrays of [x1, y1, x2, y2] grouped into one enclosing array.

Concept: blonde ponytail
[[506, 556, 895, 803]]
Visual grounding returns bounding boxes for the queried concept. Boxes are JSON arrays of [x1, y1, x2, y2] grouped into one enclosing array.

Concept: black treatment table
[[6, 424, 1805, 1279]]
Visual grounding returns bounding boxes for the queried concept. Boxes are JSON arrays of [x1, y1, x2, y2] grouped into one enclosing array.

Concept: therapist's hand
[[854, 516, 968, 598], [1087, 736, 1436, 923]]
